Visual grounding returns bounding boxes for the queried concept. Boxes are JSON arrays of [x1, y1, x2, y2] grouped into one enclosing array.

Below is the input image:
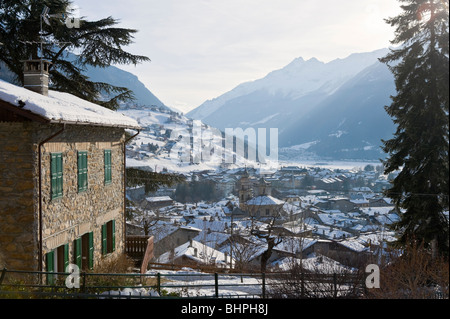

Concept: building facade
[[0, 72, 140, 272]]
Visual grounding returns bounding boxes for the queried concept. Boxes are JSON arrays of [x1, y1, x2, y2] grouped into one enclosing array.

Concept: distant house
[[238, 174, 286, 218], [246, 196, 285, 218], [156, 239, 232, 268], [283, 194, 300, 204], [141, 196, 174, 210], [0, 60, 140, 272], [315, 197, 357, 213], [152, 225, 202, 259]]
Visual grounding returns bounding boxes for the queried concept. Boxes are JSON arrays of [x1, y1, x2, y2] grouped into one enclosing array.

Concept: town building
[[0, 60, 140, 272]]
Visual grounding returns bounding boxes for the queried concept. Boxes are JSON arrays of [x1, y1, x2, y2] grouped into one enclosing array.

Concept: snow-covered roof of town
[[0, 79, 140, 129], [246, 195, 284, 206], [156, 240, 231, 265], [273, 254, 355, 273], [145, 196, 173, 202]]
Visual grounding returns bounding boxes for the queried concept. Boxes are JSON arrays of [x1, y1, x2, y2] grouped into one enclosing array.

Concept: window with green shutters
[[88, 232, 94, 270], [104, 149, 112, 184], [102, 220, 116, 255], [77, 151, 88, 192], [74, 232, 94, 270], [63, 243, 69, 271], [51, 153, 63, 199], [46, 250, 55, 285], [74, 237, 82, 269], [46, 244, 69, 285]]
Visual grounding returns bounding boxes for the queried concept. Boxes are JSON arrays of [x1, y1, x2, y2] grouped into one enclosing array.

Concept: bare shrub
[[366, 242, 449, 299], [267, 256, 364, 299]]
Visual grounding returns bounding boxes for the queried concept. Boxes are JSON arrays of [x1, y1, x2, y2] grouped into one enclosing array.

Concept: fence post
[[157, 273, 161, 296], [215, 273, 219, 298], [262, 273, 266, 299], [0, 268, 7, 287], [81, 272, 86, 293]]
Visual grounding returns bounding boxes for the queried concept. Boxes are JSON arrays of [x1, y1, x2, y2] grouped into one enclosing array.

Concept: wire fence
[[1, 267, 447, 299], [0, 267, 367, 299]]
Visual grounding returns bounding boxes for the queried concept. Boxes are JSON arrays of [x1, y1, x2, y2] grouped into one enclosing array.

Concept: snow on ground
[[146, 268, 264, 298]]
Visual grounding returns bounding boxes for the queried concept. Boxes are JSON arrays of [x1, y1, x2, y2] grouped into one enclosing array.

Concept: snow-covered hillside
[[120, 106, 267, 173]]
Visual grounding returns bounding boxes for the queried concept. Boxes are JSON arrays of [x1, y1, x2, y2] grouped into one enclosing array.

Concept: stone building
[[238, 173, 285, 219], [0, 65, 140, 272]]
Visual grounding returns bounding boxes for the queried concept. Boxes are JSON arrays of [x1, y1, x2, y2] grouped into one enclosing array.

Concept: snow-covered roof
[[246, 195, 284, 206], [145, 196, 173, 202], [157, 240, 231, 265], [273, 254, 355, 273], [0, 79, 140, 129]]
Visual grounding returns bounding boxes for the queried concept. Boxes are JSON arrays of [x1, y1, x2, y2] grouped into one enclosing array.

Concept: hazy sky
[[72, 0, 402, 113]]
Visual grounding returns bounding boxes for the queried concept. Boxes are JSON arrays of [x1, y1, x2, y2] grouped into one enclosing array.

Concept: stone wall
[[0, 122, 127, 271], [0, 122, 36, 270]]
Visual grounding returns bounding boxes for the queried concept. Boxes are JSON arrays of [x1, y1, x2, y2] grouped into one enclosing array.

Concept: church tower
[[238, 169, 253, 210], [257, 177, 272, 196]]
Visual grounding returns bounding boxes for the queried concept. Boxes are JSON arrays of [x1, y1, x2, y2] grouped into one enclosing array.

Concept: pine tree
[[0, 0, 150, 109], [126, 168, 185, 194], [380, 0, 449, 257]]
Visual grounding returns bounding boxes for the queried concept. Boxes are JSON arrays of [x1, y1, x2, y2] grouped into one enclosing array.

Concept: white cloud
[[73, 0, 402, 113]]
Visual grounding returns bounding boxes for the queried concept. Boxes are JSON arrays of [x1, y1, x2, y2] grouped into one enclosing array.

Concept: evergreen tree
[[0, 0, 150, 109], [380, 0, 449, 256], [126, 168, 185, 194]]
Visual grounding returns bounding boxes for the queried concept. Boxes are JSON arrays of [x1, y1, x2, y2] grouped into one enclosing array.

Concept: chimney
[[21, 59, 51, 96]]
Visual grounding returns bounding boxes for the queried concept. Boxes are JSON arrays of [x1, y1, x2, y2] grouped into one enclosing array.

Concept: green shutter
[[77, 152, 82, 191], [74, 238, 82, 269], [57, 154, 63, 197], [64, 243, 70, 271], [104, 150, 112, 184], [46, 251, 55, 285], [111, 220, 116, 252], [88, 232, 94, 269], [78, 151, 88, 192], [101, 224, 107, 255], [51, 153, 63, 199], [46, 251, 54, 272]]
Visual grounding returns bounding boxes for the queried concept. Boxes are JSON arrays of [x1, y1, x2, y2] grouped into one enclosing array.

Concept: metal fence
[[0, 267, 368, 299]]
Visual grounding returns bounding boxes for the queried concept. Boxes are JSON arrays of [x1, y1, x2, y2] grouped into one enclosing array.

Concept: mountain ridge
[[187, 48, 395, 161]]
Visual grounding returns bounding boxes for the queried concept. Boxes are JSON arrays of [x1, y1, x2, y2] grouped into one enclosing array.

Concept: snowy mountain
[[187, 48, 396, 161], [279, 60, 396, 160], [121, 106, 264, 174]]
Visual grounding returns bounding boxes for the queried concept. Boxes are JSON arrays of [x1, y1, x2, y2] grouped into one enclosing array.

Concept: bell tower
[[238, 169, 253, 210]]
